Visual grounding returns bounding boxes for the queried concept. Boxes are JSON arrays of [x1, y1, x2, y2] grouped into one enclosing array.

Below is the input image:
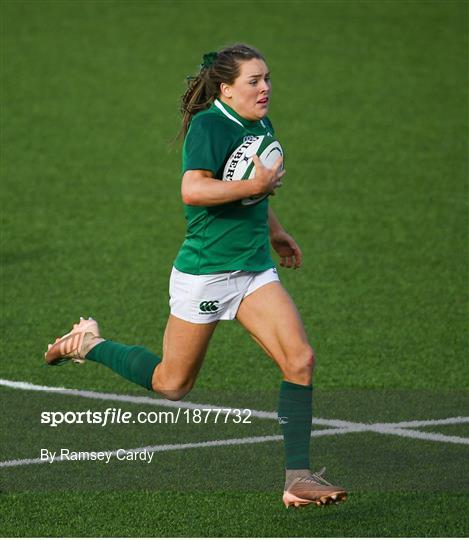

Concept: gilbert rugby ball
[[222, 135, 284, 206]]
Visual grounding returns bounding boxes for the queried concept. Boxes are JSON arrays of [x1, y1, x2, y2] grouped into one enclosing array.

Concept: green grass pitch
[[1, 0, 468, 536]]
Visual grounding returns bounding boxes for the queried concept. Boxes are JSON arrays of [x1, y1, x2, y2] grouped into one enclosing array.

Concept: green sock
[[85, 341, 161, 391], [278, 380, 313, 470]]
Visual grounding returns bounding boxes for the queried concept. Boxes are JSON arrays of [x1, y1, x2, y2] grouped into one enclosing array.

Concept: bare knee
[[282, 345, 315, 385], [158, 386, 192, 401], [152, 377, 194, 401]]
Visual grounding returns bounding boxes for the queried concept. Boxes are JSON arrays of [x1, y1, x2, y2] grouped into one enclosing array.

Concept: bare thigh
[[151, 314, 218, 399], [236, 282, 314, 385]]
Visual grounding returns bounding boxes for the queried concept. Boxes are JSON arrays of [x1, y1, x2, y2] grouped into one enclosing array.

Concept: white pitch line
[[309, 423, 469, 445], [1, 378, 468, 446], [378, 417, 469, 428], [366, 426, 469, 445], [0, 427, 358, 469]]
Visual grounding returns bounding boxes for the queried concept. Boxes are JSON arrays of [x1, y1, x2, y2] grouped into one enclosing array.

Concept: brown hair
[[178, 44, 265, 139]]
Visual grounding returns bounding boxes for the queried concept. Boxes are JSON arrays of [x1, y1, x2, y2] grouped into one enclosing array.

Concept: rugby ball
[[222, 135, 283, 206]]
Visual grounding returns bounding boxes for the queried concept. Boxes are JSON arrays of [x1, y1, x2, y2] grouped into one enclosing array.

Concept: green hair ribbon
[[201, 51, 218, 69]]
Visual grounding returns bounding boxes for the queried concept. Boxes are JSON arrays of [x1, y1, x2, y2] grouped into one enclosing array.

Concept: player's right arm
[[182, 155, 284, 206]]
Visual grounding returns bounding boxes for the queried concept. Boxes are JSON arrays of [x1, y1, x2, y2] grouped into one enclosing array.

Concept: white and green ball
[[222, 135, 284, 206]]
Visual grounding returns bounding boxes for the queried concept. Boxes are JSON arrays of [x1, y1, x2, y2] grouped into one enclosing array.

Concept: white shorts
[[169, 266, 280, 324]]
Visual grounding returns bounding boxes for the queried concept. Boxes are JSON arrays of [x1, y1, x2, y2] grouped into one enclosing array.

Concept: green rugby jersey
[[174, 99, 278, 275]]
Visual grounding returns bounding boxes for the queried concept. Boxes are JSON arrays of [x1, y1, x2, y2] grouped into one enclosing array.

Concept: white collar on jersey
[[214, 98, 267, 129]]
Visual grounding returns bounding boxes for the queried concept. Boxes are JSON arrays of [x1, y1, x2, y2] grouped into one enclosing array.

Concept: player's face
[[220, 58, 271, 121]]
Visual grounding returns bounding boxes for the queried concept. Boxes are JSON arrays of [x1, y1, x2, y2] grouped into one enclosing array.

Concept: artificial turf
[[1, 0, 468, 536], [1, 491, 468, 537]]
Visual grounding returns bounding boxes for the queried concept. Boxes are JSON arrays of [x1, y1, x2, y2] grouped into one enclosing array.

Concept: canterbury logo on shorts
[[199, 300, 220, 313]]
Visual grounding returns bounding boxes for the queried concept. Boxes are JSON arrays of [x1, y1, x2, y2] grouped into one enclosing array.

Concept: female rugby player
[[45, 44, 347, 508]]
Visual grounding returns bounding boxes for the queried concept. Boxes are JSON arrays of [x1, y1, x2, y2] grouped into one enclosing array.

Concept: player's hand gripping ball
[[222, 135, 284, 205]]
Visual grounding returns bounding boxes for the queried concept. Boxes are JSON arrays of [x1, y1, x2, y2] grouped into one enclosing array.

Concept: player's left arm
[[268, 206, 302, 269]]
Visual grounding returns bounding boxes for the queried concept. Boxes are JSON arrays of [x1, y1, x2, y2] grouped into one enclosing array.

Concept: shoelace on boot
[[299, 467, 333, 486]]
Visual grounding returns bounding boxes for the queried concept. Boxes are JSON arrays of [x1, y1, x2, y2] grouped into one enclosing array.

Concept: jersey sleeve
[[182, 114, 235, 175]]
